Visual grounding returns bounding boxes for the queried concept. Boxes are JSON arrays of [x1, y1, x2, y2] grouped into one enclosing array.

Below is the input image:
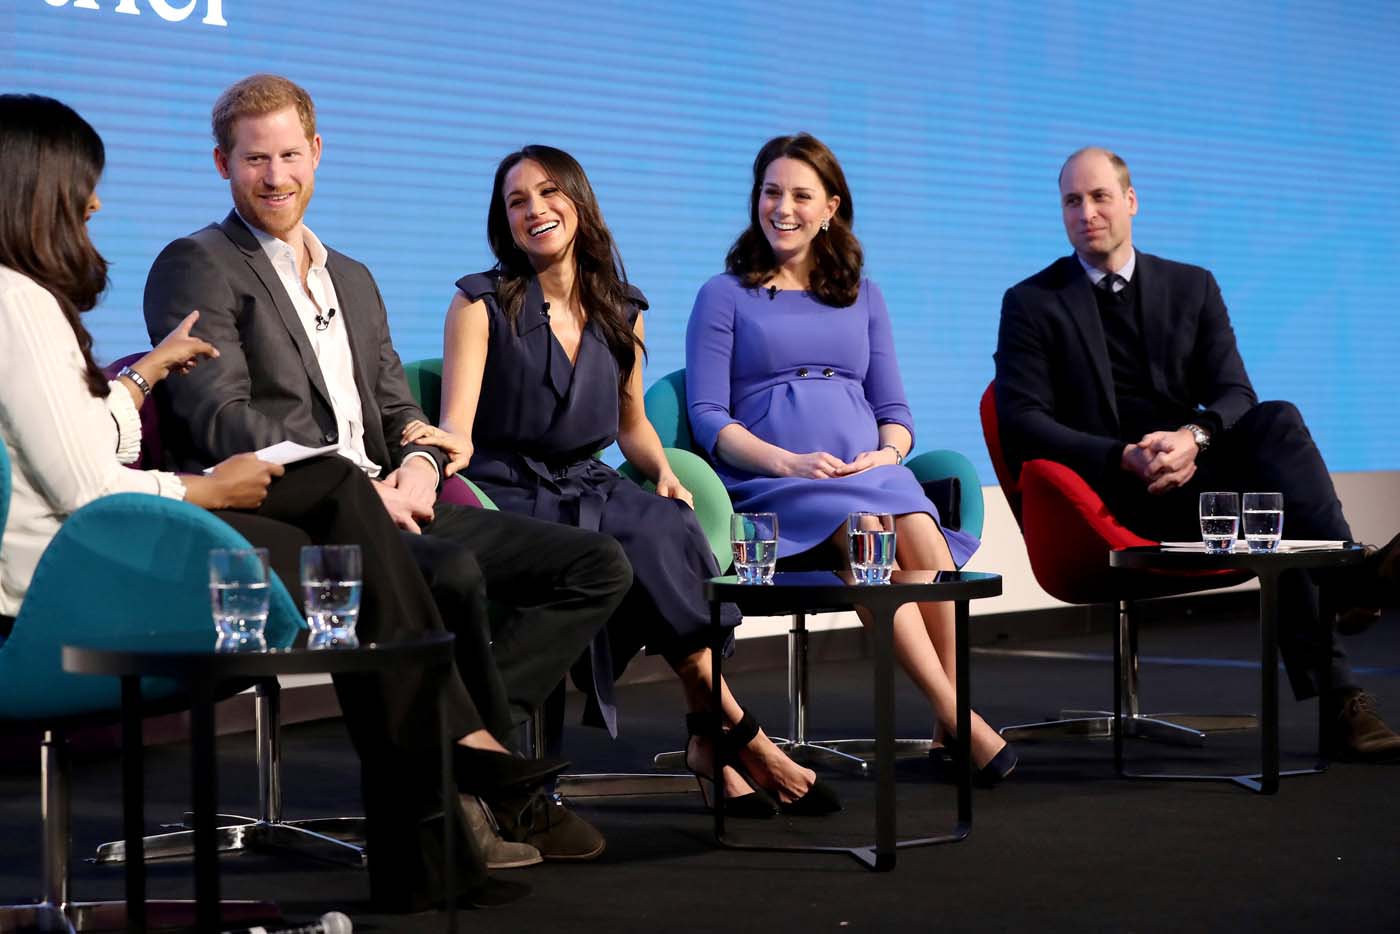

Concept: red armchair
[[979, 382, 1254, 748]]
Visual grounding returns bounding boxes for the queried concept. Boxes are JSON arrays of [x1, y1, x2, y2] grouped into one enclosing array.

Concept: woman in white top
[[0, 96, 278, 627]]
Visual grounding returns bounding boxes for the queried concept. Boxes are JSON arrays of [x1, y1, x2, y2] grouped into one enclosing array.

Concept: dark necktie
[[1099, 272, 1127, 302]]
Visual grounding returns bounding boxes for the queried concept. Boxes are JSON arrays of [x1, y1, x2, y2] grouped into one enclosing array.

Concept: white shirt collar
[[1077, 249, 1136, 289], [235, 210, 328, 271]]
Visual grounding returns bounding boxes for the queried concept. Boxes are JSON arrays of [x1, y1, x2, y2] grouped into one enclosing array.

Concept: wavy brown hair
[[725, 133, 862, 308], [0, 94, 110, 398], [486, 146, 643, 396]]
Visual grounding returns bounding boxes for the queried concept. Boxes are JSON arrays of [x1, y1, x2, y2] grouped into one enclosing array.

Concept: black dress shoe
[[454, 746, 570, 796]]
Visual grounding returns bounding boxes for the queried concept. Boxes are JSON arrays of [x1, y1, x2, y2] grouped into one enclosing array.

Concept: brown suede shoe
[[1324, 690, 1400, 762]]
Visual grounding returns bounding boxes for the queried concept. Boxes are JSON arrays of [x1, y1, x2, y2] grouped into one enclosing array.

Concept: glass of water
[[731, 513, 778, 584], [1198, 492, 1240, 554], [209, 548, 270, 651], [300, 545, 363, 648], [1243, 492, 1284, 554], [848, 512, 897, 584]]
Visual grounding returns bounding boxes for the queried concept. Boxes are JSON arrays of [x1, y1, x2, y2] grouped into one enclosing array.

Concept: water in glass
[[211, 580, 270, 643], [301, 545, 363, 647], [1243, 492, 1284, 554], [849, 530, 897, 583], [1198, 492, 1239, 555], [731, 513, 778, 584], [209, 547, 270, 648]]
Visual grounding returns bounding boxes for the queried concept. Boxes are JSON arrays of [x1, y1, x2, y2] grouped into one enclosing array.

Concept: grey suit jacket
[[993, 250, 1257, 489], [143, 211, 445, 478]]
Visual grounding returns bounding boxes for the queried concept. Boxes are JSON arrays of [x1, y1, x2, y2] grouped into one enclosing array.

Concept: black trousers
[[406, 501, 632, 744], [1100, 401, 1356, 700], [215, 457, 492, 907]]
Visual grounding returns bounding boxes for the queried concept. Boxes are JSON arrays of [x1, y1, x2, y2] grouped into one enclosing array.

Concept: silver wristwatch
[[1182, 423, 1211, 452]]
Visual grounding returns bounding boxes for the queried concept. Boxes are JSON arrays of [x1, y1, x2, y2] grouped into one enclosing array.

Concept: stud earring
[[820, 217, 831, 232]]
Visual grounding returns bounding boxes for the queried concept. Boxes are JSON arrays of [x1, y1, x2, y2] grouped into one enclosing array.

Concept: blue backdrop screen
[[6, 1, 1398, 475]]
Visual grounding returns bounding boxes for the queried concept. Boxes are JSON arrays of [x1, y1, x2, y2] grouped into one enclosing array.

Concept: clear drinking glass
[[1198, 492, 1240, 554], [730, 513, 778, 584], [1243, 492, 1284, 554], [209, 547, 270, 651], [300, 545, 363, 648], [848, 512, 897, 584]]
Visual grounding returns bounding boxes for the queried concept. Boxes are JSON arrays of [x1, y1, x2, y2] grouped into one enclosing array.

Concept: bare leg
[[671, 650, 817, 803], [823, 524, 1007, 768], [892, 512, 959, 740], [458, 729, 509, 753]]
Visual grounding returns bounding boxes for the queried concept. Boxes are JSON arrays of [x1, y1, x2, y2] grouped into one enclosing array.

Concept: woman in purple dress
[[685, 134, 1016, 783], [402, 146, 837, 816]]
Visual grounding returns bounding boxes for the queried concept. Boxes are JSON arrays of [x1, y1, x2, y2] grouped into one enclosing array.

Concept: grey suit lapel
[[1056, 257, 1119, 427], [219, 212, 335, 410]]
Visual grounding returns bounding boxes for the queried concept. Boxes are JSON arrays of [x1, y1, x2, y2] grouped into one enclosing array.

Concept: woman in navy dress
[[685, 134, 1016, 783], [403, 146, 836, 816]]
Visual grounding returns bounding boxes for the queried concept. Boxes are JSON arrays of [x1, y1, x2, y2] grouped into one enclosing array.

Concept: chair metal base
[[1000, 710, 1257, 745], [554, 773, 697, 798], [95, 813, 366, 867], [0, 898, 278, 933]]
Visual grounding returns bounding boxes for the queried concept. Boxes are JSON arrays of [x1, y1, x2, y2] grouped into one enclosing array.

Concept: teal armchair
[[0, 438, 300, 931]]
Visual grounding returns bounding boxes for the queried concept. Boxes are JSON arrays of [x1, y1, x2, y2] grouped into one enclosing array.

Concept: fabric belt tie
[[522, 454, 619, 737]]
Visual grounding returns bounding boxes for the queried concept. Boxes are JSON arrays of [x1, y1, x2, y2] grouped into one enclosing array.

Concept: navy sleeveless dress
[[455, 271, 739, 735]]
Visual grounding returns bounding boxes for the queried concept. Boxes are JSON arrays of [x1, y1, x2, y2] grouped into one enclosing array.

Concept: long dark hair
[[486, 146, 643, 396], [725, 133, 863, 308], [0, 94, 110, 398]]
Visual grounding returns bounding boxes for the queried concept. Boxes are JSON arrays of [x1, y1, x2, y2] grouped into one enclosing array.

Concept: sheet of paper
[[203, 441, 338, 473], [1158, 540, 1347, 553]]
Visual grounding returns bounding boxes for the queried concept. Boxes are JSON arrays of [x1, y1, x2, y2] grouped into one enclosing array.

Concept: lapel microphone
[[314, 307, 336, 331], [767, 285, 778, 300], [542, 302, 550, 318]]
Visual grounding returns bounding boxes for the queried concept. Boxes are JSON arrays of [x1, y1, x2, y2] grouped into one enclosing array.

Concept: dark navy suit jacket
[[993, 250, 1256, 488]]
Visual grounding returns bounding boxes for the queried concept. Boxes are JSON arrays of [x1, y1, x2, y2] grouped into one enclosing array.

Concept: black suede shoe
[[454, 747, 570, 797], [1323, 690, 1400, 763], [1330, 535, 1400, 627]]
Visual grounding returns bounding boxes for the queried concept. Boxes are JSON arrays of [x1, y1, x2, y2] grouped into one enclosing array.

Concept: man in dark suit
[[143, 75, 631, 884], [995, 146, 1400, 761]]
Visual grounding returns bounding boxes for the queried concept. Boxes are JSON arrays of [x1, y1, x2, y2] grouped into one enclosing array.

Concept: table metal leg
[[191, 682, 219, 932], [121, 676, 145, 934], [954, 600, 973, 830], [711, 599, 726, 843], [870, 605, 896, 871], [440, 682, 456, 934], [1257, 570, 1280, 795]]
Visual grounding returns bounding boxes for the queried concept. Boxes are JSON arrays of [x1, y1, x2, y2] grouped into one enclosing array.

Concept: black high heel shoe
[[684, 712, 778, 819], [725, 708, 842, 817], [934, 734, 1018, 788]]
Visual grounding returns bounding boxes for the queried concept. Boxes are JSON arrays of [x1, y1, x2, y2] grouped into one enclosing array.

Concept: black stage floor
[[3, 607, 1398, 933]]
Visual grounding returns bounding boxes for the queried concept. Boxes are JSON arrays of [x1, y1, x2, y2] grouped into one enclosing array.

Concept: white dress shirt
[[1078, 249, 1137, 291], [241, 216, 383, 479], [0, 265, 185, 616]]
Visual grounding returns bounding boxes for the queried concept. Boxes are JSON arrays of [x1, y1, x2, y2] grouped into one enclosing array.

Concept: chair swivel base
[[653, 736, 933, 776], [554, 772, 698, 798], [0, 897, 279, 933], [94, 813, 366, 868], [1000, 710, 1257, 745]]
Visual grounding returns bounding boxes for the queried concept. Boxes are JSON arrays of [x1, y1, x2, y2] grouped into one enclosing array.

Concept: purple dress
[[455, 271, 738, 735], [685, 274, 979, 567]]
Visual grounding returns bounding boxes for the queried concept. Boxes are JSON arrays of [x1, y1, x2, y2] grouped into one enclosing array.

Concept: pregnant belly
[[740, 380, 879, 460]]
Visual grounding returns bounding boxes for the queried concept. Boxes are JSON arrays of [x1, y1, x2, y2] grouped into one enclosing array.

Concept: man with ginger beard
[[994, 146, 1400, 762], [144, 74, 631, 908]]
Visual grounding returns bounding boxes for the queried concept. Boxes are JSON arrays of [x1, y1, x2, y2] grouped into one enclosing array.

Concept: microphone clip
[[767, 285, 778, 301], [314, 307, 337, 331]]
